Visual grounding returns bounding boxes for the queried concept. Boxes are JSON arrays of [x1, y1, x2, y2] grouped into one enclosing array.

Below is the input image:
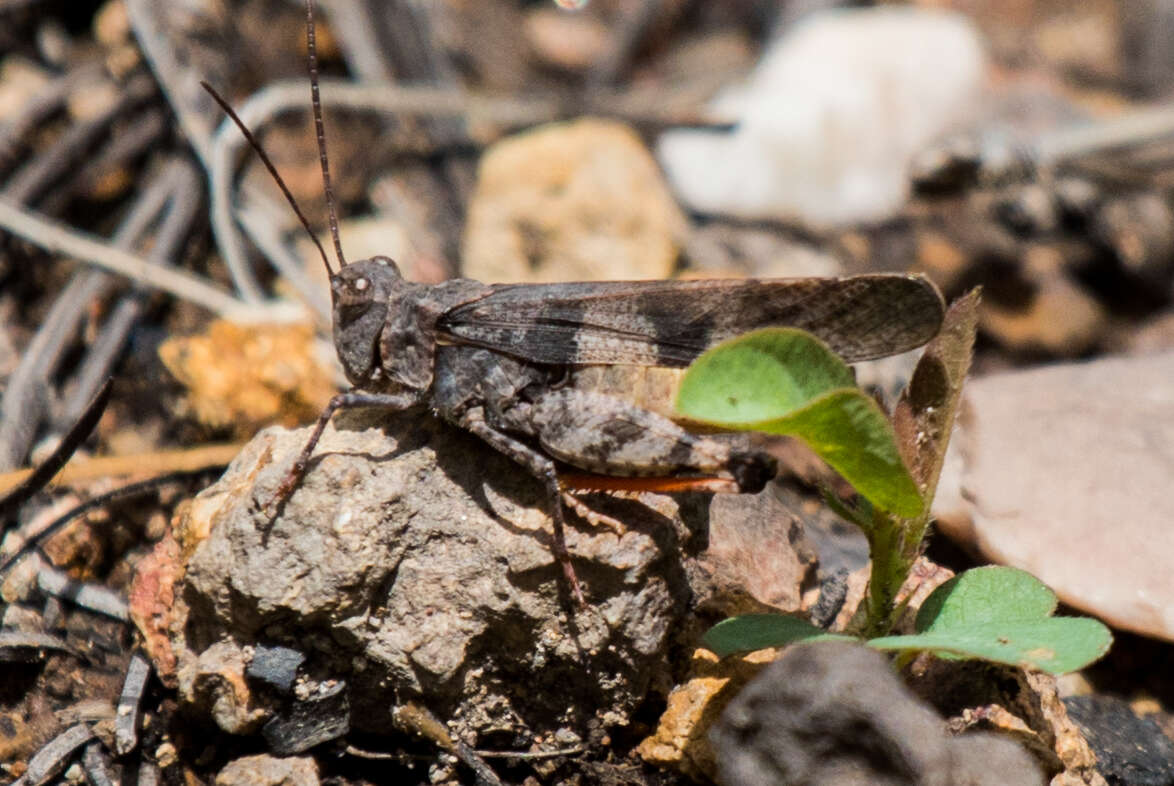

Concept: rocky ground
[[3, 1, 1174, 784]]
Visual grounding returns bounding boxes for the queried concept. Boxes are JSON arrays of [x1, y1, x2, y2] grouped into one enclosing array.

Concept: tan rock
[[159, 320, 336, 435], [980, 273, 1106, 356], [462, 118, 686, 283], [891, 558, 957, 633], [916, 230, 970, 292], [636, 649, 776, 781], [0, 58, 50, 119], [94, 0, 131, 47], [1032, 5, 1121, 86], [935, 351, 1174, 641], [186, 641, 268, 735], [215, 754, 319, 786], [524, 8, 610, 71]]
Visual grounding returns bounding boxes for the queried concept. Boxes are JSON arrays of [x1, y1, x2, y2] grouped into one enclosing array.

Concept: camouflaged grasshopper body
[[212, 0, 946, 606], [276, 257, 943, 604]]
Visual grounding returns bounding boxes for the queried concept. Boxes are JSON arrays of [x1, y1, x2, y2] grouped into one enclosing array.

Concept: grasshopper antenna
[[201, 81, 336, 277], [305, 0, 346, 269]]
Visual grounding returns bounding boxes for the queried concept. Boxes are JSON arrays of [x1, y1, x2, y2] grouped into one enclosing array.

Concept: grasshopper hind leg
[[456, 407, 586, 607], [528, 389, 777, 491]]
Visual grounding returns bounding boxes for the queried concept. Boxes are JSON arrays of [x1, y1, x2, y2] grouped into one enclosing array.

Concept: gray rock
[[693, 490, 818, 616], [1065, 694, 1174, 786], [171, 413, 718, 745], [246, 644, 305, 695], [711, 641, 1044, 786], [261, 679, 349, 755]]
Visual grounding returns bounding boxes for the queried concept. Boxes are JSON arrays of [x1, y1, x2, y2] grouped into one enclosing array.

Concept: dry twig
[[13, 723, 94, 786], [36, 566, 129, 621], [0, 198, 263, 319], [0, 442, 243, 498], [115, 653, 152, 755]]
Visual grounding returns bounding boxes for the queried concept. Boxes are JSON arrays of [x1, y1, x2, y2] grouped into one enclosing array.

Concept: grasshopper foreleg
[[268, 390, 419, 515]]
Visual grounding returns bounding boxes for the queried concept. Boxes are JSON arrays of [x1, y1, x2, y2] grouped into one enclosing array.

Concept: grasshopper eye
[[335, 276, 374, 304]]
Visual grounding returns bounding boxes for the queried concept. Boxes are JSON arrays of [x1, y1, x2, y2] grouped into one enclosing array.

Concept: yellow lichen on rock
[[636, 648, 777, 781], [159, 321, 335, 435]]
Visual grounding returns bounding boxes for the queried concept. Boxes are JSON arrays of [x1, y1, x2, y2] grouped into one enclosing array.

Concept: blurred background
[[3, 1, 1174, 781]]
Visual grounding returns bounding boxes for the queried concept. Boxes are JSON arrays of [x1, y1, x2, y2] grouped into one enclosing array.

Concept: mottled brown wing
[[438, 274, 944, 366]]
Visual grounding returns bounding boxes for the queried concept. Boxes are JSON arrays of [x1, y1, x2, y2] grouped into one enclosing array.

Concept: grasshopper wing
[[439, 274, 945, 367]]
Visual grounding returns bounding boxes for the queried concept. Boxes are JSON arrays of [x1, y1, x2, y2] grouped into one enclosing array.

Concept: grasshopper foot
[[728, 450, 778, 493]]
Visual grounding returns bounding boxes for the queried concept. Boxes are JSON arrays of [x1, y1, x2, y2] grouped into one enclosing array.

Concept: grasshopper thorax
[[330, 256, 404, 386]]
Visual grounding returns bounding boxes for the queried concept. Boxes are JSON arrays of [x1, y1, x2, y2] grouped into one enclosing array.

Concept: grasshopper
[[208, 0, 945, 606]]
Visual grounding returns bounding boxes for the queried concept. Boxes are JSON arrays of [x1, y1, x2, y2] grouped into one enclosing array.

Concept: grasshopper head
[[330, 256, 404, 386]]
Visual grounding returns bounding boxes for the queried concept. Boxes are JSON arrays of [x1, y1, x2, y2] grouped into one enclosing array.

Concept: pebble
[[935, 351, 1174, 642], [462, 118, 686, 283], [979, 271, 1107, 356], [657, 7, 986, 228], [157, 320, 336, 435], [214, 754, 319, 786], [523, 8, 610, 71], [710, 642, 1044, 785]]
